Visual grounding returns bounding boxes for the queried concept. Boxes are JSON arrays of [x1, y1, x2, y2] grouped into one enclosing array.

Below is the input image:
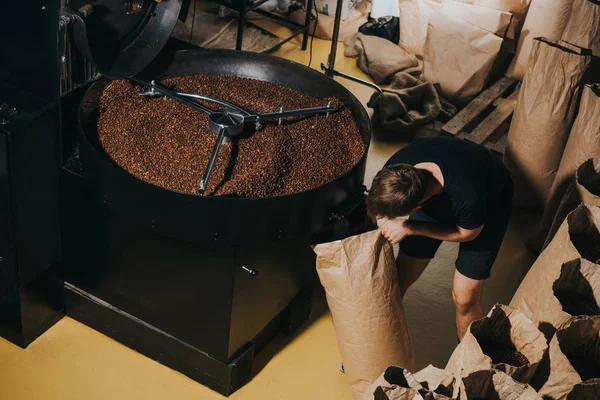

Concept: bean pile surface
[[97, 75, 366, 197]]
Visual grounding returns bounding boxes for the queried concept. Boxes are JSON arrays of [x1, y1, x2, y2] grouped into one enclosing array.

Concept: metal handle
[[239, 264, 258, 276]]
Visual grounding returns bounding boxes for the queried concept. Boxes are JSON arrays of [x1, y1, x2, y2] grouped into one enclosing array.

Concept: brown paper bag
[[422, 11, 504, 99], [362, 366, 457, 400], [510, 205, 600, 336], [535, 259, 600, 339], [440, 1, 513, 36], [561, 0, 600, 55], [363, 366, 458, 400], [544, 158, 600, 248], [533, 316, 600, 399], [289, 1, 370, 42], [445, 304, 548, 384], [459, 369, 542, 400], [566, 379, 600, 399], [506, 0, 576, 80], [452, 0, 530, 40], [314, 230, 416, 399], [504, 38, 591, 210], [398, 0, 443, 56], [540, 85, 600, 239]]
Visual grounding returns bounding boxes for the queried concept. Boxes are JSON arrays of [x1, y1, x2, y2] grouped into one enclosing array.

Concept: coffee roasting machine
[[0, 0, 371, 395]]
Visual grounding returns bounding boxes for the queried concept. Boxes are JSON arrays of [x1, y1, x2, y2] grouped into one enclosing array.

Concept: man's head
[[367, 164, 431, 219]]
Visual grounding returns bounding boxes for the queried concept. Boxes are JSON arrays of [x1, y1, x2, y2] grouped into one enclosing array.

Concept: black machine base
[[65, 282, 313, 395]]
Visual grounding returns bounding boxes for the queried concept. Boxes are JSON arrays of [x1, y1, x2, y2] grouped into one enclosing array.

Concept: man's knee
[[452, 287, 481, 313]]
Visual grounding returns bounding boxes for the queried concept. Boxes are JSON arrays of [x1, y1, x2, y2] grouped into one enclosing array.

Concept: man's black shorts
[[399, 186, 513, 281]]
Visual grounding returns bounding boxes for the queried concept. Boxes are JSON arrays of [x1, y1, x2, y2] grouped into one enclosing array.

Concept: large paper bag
[[535, 259, 600, 339], [510, 205, 600, 337], [459, 369, 542, 400], [504, 38, 591, 210], [561, 0, 600, 55], [398, 0, 443, 56], [566, 379, 600, 399], [362, 366, 457, 399], [544, 158, 600, 248], [422, 11, 503, 99], [314, 230, 416, 399], [540, 85, 600, 239], [533, 316, 600, 399], [440, 1, 513, 36], [506, 0, 575, 80], [445, 304, 547, 384], [452, 0, 531, 39]]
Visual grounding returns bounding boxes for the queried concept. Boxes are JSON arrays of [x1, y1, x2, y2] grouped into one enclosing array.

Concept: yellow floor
[[0, 21, 537, 400]]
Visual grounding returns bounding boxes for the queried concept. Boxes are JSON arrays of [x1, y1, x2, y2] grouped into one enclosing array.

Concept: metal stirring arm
[[132, 78, 214, 115], [199, 127, 227, 196]]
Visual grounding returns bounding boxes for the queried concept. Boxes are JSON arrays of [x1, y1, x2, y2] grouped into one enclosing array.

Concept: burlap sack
[[422, 11, 503, 99], [445, 304, 547, 384], [459, 369, 542, 400], [362, 366, 457, 400], [504, 38, 591, 210], [561, 0, 600, 55], [533, 316, 600, 399], [314, 230, 416, 399], [398, 0, 443, 56], [544, 158, 600, 248], [566, 379, 600, 399], [440, 1, 513, 36], [539, 85, 600, 240], [506, 0, 575, 80], [367, 73, 441, 135], [510, 205, 600, 334], [289, 1, 370, 42], [534, 259, 600, 339], [344, 34, 422, 85]]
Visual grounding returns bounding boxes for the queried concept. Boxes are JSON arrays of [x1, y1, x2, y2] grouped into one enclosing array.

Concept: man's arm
[[380, 219, 484, 244]]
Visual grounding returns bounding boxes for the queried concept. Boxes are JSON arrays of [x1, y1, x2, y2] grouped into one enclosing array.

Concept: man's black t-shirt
[[385, 136, 512, 229]]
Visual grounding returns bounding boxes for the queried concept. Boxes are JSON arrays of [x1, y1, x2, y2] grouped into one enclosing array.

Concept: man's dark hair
[[367, 164, 431, 219]]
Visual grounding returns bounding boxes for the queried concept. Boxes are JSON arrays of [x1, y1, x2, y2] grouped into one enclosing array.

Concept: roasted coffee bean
[[555, 291, 600, 316], [478, 339, 529, 367], [97, 75, 366, 198]]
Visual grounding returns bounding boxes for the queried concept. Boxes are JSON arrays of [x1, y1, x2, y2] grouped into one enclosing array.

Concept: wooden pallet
[[442, 76, 519, 154]]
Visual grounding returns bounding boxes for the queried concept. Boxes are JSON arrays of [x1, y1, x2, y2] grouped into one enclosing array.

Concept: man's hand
[[380, 218, 412, 244]]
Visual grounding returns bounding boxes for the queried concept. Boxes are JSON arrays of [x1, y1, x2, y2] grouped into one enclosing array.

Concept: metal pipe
[[138, 90, 251, 115], [246, 104, 337, 122], [324, 0, 344, 74], [321, 64, 383, 93], [199, 127, 227, 195], [132, 79, 214, 115]]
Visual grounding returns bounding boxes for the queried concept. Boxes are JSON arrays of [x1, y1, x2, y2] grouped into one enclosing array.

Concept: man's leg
[[396, 250, 431, 297], [452, 269, 484, 341]]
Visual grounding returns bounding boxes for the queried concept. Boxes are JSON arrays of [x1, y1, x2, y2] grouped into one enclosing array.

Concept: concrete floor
[[0, 20, 536, 400]]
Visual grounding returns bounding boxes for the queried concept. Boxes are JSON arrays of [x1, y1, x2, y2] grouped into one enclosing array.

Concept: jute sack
[[510, 205, 600, 336], [565, 379, 600, 399], [422, 11, 503, 99], [362, 366, 457, 400], [535, 259, 600, 339], [533, 316, 600, 399], [398, 0, 443, 56], [561, 0, 600, 55], [445, 304, 547, 384], [504, 38, 591, 211], [506, 0, 575, 80], [540, 85, 600, 241], [458, 369, 542, 400], [314, 230, 416, 399], [543, 158, 600, 248]]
